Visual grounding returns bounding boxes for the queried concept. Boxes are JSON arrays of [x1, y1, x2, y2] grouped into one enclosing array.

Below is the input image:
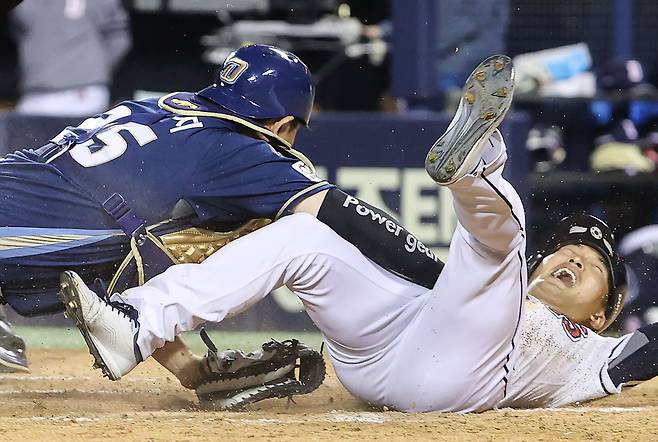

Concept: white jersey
[[498, 296, 631, 409]]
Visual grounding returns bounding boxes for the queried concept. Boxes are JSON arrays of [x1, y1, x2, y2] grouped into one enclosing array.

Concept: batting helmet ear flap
[[527, 251, 546, 277]]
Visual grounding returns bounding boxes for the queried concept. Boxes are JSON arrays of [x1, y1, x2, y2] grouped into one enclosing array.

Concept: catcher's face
[[528, 244, 610, 331]]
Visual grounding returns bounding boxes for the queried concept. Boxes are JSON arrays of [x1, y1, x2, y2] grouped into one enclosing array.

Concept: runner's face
[[528, 244, 609, 330]]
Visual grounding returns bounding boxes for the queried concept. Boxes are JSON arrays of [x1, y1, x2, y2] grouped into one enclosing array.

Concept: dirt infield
[[0, 349, 657, 441]]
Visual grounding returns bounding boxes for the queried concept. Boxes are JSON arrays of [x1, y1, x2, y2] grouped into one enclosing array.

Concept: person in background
[[10, 0, 131, 117], [436, 0, 510, 102]]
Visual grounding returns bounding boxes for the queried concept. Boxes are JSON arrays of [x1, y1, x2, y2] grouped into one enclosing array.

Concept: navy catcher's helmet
[[197, 44, 315, 125], [528, 214, 628, 332]]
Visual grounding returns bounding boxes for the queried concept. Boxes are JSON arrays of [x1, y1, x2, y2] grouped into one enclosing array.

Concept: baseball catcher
[[61, 55, 656, 412]]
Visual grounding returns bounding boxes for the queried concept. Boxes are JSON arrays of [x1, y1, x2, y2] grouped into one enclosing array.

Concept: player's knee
[[279, 213, 337, 245], [281, 212, 317, 226]]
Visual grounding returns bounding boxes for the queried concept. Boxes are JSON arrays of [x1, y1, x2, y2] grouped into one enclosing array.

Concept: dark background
[[3, 1, 658, 110]]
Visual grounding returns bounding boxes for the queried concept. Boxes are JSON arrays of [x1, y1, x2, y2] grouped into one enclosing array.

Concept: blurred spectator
[[436, 0, 510, 91], [10, 0, 131, 117]]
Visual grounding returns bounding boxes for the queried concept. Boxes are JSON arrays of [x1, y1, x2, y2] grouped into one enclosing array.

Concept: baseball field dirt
[[1, 347, 657, 441]]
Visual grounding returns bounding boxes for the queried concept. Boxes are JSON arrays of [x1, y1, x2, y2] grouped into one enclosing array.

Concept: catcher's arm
[[293, 187, 444, 289]]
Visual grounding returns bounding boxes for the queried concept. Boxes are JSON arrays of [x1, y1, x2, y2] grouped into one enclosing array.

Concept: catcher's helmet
[[197, 44, 315, 125], [528, 214, 628, 332]]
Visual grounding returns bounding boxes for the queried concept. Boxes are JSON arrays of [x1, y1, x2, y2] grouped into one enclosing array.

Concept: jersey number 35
[[69, 105, 158, 168]]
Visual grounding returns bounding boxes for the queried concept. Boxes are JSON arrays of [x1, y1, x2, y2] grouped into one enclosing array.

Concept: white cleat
[[58, 271, 141, 381], [425, 55, 515, 185]]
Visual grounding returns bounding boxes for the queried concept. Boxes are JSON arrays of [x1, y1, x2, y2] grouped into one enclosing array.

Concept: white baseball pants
[[117, 134, 527, 412]]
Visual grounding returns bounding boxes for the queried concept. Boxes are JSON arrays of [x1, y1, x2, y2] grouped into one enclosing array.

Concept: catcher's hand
[[195, 329, 326, 410]]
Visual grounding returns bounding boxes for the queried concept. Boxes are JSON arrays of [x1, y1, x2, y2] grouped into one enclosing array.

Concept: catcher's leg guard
[[0, 305, 29, 373], [425, 55, 515, 185]]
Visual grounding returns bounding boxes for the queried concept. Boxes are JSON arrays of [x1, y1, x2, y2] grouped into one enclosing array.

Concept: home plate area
[[1, 348, 657, 441]]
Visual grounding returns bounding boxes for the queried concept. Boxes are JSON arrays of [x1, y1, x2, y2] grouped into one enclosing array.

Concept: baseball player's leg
[[383, 56, 527, 412], [125, 213, 425, 355], [449, 132, 525, 254], [389, 207, 526, 411], [425, 54, 523, 254], [63, 213, 428, 389], [386, 161, 527, 411]]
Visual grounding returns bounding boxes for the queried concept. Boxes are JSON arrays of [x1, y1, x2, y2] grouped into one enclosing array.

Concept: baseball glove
[[195, 329, 326, 410]]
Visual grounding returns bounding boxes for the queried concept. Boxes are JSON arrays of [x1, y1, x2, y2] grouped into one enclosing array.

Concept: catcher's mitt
[[195, 329, 326, 410]]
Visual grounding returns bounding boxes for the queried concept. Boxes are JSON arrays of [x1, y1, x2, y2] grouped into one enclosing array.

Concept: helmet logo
[[590, 226, 603, 240], [220, 57, 249, 84]]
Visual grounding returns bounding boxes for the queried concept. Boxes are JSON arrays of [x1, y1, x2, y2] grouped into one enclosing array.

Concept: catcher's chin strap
[[195, 328, 326, 411]]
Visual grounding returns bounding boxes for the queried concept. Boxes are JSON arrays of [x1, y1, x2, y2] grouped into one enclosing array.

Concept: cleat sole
[[425, 55, 514, 185]]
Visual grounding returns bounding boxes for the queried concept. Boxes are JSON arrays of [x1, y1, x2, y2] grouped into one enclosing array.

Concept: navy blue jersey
[[48, 95, 330, 224], [0, 93, 332, 315]]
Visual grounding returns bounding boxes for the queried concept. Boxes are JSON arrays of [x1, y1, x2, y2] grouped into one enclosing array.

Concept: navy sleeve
[[607, 322, 658, 388], [186, 134, 333, 221]]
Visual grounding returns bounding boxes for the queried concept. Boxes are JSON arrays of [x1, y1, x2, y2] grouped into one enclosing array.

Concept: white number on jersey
[[64, 106, 159, 168]]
